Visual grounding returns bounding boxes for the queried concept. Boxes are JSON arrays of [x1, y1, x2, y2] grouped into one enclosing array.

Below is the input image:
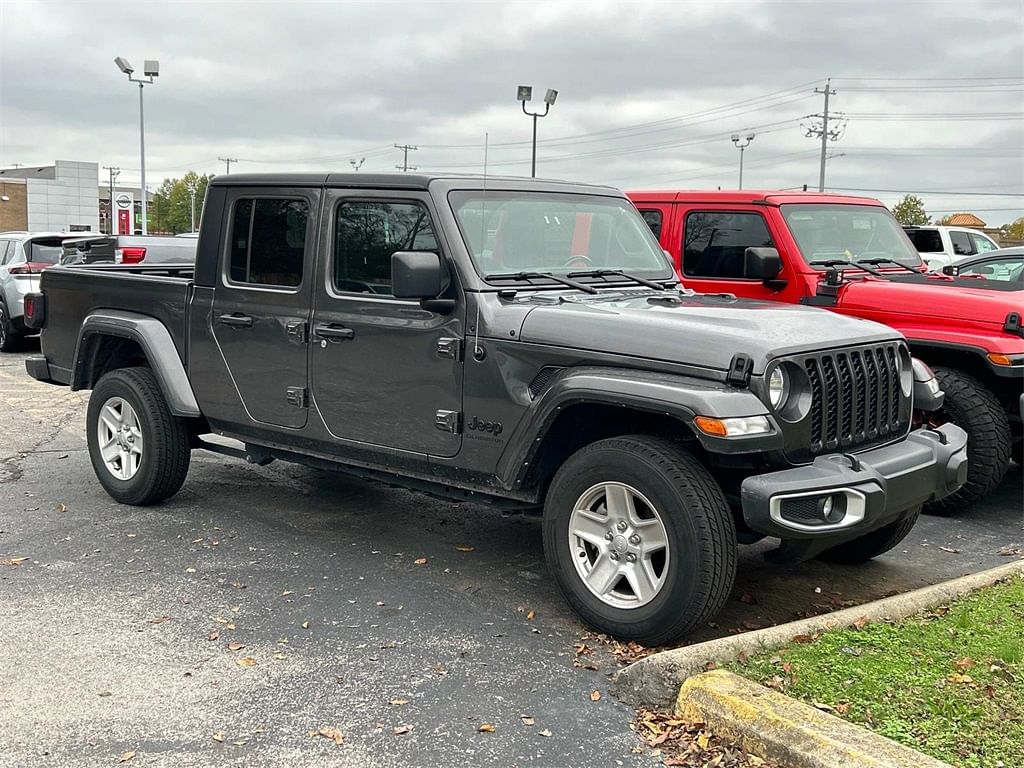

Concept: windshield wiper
[[854, 257, 925, 275], [809, 259, 888, 278], [566, 269, 668, 290], [485, 271, 598, 294]]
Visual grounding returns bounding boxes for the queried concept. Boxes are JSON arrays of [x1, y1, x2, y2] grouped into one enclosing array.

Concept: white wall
[[25, 160, 100, 232]]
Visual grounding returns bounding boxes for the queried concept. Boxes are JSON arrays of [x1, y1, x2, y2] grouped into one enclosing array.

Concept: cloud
[[1, 0, 1021, 223]]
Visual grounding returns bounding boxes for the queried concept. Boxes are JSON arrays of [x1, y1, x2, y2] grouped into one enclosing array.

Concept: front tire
[[817, 505, 921, 563], [543, 436, 737, 646], [925, 367, 1011, 515], [87, 367, 191, 505]]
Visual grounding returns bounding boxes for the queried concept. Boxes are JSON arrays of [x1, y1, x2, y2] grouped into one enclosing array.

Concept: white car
[[903, 225, 1000, 270]]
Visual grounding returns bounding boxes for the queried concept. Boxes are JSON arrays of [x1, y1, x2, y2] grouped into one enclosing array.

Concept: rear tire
[[925, 367, 1011, 515], [0, 303, 23, 353], [87, 367, 191, 505], [543, 436, 737, 646], [817, 505, 921, 564]]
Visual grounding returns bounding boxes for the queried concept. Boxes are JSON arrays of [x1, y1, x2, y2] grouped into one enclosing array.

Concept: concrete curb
[[675, 669, 953, 768], [613, 557, 1024, 709]]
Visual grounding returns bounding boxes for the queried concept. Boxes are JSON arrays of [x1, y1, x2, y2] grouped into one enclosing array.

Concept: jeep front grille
[[804, 344, 906, 456]]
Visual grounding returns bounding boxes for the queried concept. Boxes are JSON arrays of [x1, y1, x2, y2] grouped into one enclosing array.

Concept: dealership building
[[0, 160, 101, 232]]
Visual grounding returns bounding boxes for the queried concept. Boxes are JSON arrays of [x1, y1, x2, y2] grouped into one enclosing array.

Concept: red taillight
[[24, 293, 46, 329], [8, 262, 53, 275], [116, 247, 147, 264]]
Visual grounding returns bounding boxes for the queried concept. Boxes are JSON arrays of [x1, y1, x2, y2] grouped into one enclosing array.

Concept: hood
[[836, 275, 1022, 330], [514, 291, 899, 373]]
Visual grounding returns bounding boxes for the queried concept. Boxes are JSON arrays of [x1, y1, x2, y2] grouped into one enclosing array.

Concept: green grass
[[732, 576, 1024, 768]]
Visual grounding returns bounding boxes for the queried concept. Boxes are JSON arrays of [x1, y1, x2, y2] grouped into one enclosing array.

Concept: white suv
[[903, 225, 1000, 270]]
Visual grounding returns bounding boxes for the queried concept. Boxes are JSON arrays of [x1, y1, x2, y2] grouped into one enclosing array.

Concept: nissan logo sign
[[116, 193, 132, 210]]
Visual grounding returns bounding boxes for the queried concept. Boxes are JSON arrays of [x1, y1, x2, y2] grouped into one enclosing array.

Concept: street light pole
[[115, 56, 159, 234], [517, 85, 558, 178], [730, 133, 755, 190]]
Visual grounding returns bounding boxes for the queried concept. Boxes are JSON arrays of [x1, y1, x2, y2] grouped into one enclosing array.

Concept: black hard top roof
[[208, 172, 618, 194]]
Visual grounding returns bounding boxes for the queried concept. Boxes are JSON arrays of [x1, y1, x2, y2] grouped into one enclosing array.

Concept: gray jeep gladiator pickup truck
[[23, 173, 968, 644]]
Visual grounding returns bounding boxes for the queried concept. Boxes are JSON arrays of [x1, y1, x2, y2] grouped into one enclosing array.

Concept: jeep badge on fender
[[468, 416, 503, 435]]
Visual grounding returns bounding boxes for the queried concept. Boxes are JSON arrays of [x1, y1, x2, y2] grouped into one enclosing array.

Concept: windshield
[[781, 204, 923, 269], [448, 191, 673, 281]]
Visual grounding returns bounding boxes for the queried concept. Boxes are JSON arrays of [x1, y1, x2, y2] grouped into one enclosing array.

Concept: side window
[[906, 229, 943, 253], [971, 234, 997, 254], [228, 198, 309, 287], [0, 241, 11, 265], [682, 211, 774, 279], [639, 210, 663, 240], [334, 200, 438, 295], [949, 230, 974, 256]]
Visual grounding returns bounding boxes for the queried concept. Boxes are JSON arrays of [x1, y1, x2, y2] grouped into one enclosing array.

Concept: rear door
[[211, 188, 319, 429], [309, 189, 463, 457]]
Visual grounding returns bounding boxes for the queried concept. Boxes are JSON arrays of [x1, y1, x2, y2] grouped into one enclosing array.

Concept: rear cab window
[[682, 211, 775, 279], [906, 229, 943, 253], [227, 198, 310, 287]]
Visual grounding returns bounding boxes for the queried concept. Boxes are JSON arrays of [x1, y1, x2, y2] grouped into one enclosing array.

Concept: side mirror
[[392, 251, 447, 299], [941, 265, 958, 277], [744, 247, 783, 283]]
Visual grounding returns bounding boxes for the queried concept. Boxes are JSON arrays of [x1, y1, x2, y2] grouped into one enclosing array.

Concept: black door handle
[[218, 313, 254, 328], [314, 324, 355, 340]]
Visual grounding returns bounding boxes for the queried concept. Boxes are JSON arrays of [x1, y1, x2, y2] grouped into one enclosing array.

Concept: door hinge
[[286, 387, 308, 408], [435, 409, 461, 434], [436, 337, 463, 360], [286, 320, 308, 344]]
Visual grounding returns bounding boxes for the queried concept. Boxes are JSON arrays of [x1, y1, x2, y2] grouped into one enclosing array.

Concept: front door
[[310, 190, 463, 457], [212, 188, 319, 429]]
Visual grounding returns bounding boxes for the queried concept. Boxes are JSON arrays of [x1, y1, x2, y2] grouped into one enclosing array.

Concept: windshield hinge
[[726, 354, 753, 387]]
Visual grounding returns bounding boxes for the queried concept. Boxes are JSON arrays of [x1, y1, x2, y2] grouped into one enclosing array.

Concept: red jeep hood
[[836, 277, 1022, 330]]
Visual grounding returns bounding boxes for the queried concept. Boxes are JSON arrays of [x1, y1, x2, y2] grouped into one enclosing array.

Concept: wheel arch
[[73, 310, 201, 418]]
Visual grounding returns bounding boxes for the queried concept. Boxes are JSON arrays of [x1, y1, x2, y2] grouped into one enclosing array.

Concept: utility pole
[[103, 166, 120, 234], [394, 144, 418, 172], [218, 157, 238, 174], [803, 78, 844, 192]]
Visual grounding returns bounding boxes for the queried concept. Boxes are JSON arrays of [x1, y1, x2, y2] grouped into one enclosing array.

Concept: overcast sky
[[2, 0, 1022, 224]]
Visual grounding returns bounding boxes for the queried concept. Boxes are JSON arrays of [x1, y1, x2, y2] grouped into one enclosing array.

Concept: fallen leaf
[[317, 727, 345, 746], [147, 615, 171, 625], [589, 690, 601, 701], [521, 715, 535, 726], [0, 557, 29, 566], [414, 558, 427, 566], [526, 610, 536, 621], [455, 545, 475, 552], [792, 633, 816, 644], [574, 643, 591, 656], [478, 723, 496, 733], [237, 657, 257, 667], [696, 730, 710, 749], [212, 732, 224, 743], [954, 657, 976, 671], [835, 702, 851, 715], [118, 752, 136, 763], [227, 642, 245, 652], [302, 621, 310, 629], [55, 503, 67, 513], [738, 592, 758, 605], [225, 623, 236, 631], [984, 684, 996, 699], [539, 729, 552, 737], [852, 616, 869, 630], [207, 631, 220, 641], [735, 651, 749, 664], [389, 698, 409, 706], [393, 724, 412, 736], [947, 673, 973, 684]]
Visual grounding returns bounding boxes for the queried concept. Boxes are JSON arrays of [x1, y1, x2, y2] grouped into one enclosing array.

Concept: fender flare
[[497, 366, 780, 487], [73, 310, 201, 417]]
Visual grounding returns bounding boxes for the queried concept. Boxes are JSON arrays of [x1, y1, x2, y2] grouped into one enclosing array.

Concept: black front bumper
[[741, 424, 968, 543]]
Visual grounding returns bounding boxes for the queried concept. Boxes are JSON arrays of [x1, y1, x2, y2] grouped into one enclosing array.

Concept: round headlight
[[768, 367, 788, 409]]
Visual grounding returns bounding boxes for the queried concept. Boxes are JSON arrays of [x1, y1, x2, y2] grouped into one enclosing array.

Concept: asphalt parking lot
[[1, 345, 1021, 768]]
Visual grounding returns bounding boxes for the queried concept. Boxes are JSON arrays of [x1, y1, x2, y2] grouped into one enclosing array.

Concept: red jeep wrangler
[[628, 190, 1023, 513]]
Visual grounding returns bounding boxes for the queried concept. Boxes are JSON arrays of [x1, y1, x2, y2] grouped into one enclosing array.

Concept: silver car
[[0, 231, 83, 351]]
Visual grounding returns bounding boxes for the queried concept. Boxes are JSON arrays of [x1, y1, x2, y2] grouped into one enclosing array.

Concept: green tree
[[891, 194, 931, 226], [999, 216, 1024, 241], [151, 172, 213, 234]]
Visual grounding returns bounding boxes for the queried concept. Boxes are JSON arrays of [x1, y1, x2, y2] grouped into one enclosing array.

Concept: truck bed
[[38, 264, 195, 383]]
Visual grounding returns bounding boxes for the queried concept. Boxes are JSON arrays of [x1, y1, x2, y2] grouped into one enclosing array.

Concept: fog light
[[819, 494, 846, 524]]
